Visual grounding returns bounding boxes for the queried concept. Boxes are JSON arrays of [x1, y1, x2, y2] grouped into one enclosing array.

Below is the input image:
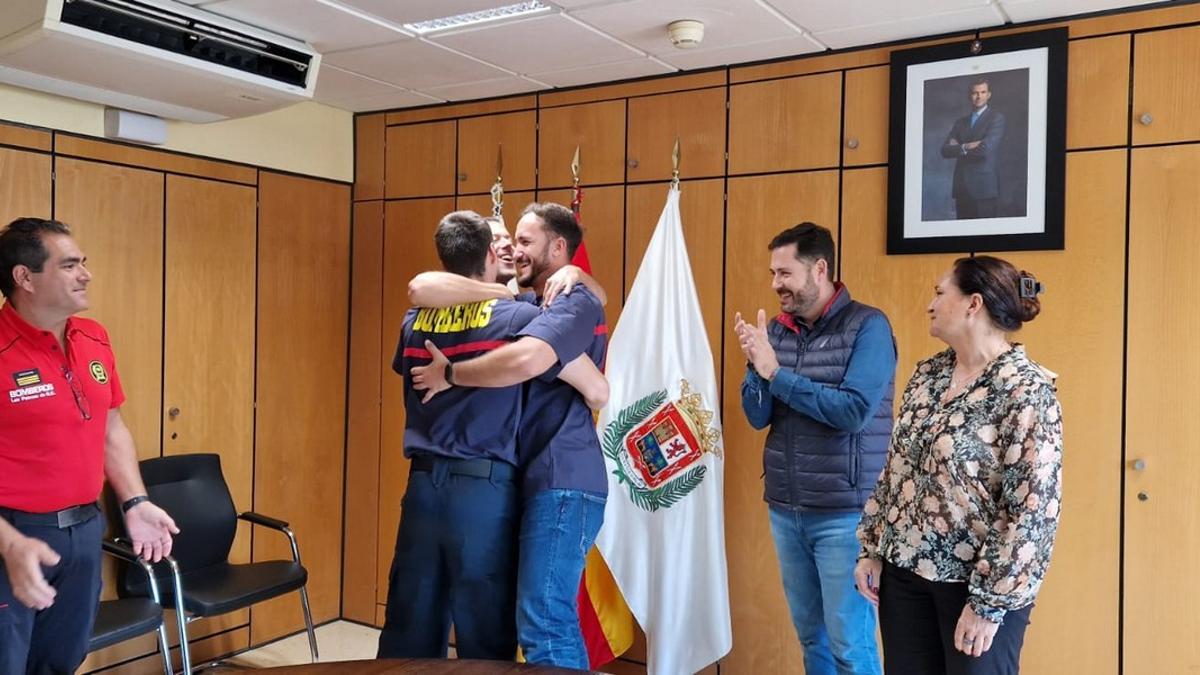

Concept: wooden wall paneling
[[457, 111, 537, 193], [385, 95, 536, 126], [163, 174, 256, 641], [838, 167, 955, 391], [54, 159, 163, 462], [536, 187, 625, 330], [998, 150, 1125, 675], [385, 121, 457, 198], [0, 122, 52, 152], [624, 180, 724, 379], [253, 172, 350, 643], [355, 114, 385, 201], [54, 135, 256, 185], [0, 147, 51, 223], [721, 171, 839, 674], [377, 198, 454, 604], [1132, 25, 1200, 145], [539, 70, 726, 108], [728, 73, 842, 174], [843, 66, 890, 166], [537, 100, 626, 189], [1067, 36, 1131, 149], [456, 190, 534, 226], [344, 201, 384, 624], [626, 88, 727, 182], [1125, 144, 1200, 675]]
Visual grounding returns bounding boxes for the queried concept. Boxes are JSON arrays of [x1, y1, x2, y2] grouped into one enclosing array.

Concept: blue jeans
[[515, 489, 606, 668], [768, 506, 881, 675], [378, 459, 520, 660]]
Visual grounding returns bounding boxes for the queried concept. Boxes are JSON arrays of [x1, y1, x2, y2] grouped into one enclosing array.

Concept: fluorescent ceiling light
[[403, 1, 552, 35]]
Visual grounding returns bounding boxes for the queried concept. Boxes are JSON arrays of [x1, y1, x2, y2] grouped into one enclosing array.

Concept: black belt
[[411, 456, 516, 481], [0, 502, 99, 529]]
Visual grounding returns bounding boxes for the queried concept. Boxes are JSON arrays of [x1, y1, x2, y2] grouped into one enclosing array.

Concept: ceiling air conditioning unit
[[0, 0, 320, 123]]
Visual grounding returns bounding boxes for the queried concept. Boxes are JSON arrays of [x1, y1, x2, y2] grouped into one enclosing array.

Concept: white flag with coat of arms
[[593, 186, 732, 675]]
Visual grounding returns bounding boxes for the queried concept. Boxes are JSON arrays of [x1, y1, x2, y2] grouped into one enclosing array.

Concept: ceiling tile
[[326, 39, 511, 89], [417, 76, 544, 101], [433, 14, 642, 74], [529, 57, 675, 87], [314, 65, 404, 99], [811, 5, 1003, 49], [572, 0, 800, 56], [320, 89, 444, 113], [999, 0, 1162, 23], [200, 0, 406, 52], [656, 33, 823, 69], [334, 0, 523, 26], [768, 0, 992, 34]]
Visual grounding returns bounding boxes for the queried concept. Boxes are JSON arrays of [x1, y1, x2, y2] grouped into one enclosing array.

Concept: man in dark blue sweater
[[735, 222, 896, 675]]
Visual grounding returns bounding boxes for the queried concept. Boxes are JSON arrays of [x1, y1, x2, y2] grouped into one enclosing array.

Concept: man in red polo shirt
[[0, 217, 179, 673]]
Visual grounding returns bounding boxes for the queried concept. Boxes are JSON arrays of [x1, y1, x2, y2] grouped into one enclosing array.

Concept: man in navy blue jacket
[[735, 222, 896, 675]]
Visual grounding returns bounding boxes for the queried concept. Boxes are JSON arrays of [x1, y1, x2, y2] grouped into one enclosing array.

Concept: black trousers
[[955, 197, 997, 219], [0, 505, 103, 675], [879, 562, 1032, 675]]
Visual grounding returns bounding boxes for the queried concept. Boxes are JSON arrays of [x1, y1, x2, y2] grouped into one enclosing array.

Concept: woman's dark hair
[[951, 255, 1042, 332]]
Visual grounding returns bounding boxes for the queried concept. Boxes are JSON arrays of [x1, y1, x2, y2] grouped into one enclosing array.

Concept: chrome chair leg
[[166, 558, 192, 675], [299, 585, 319, 662], [155, 623, 174, 675]]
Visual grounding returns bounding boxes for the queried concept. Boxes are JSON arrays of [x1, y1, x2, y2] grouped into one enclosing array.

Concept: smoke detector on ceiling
[[667, 20, 705, 49]]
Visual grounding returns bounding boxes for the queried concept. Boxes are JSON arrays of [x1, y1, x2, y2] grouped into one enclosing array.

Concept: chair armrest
[[101, 538, 144, 565], [239, 511, 290, 531]]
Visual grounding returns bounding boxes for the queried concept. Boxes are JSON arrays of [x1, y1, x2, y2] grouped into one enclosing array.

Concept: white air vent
[[0, 0, 321, 123]]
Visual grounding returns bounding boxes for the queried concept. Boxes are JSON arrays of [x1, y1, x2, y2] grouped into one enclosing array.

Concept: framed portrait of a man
[[886, 28, 1067, 254]]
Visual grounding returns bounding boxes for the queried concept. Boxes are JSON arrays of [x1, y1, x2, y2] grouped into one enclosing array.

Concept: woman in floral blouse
[[854, 255, 1063, 675]]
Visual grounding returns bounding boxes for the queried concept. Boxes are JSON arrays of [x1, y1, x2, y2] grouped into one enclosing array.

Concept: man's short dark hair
[[970, 78, 991, 92], [767, 222, 836, 281], [0, 217, 72, 299], [521, 202, 582, 258], [434, 211, 492, 278]]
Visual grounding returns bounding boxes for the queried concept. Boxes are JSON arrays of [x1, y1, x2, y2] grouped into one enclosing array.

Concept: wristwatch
[[121, 495, 151, 513], [445, 361, 455, 387]]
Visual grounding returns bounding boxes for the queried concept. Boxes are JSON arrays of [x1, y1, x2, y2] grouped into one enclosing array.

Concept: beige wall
[[0, 82, 353, 181]]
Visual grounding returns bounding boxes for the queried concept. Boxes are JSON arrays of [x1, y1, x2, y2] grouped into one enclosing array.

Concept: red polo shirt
[[0, 302, 124, 512]]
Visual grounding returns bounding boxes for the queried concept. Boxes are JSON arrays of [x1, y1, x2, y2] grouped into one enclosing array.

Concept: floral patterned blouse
[[857, 344, 1063, 624]]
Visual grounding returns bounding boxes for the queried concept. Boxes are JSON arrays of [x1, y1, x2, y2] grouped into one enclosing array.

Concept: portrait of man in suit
[[939, 78, 1005, 219]]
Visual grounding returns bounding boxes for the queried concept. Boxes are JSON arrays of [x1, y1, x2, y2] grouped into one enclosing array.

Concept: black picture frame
[[886, 28, 1068, 255]]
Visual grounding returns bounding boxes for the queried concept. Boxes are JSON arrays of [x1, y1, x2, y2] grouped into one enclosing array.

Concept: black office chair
[[117, 453, 318, 673], [90, 539, 174, 675]]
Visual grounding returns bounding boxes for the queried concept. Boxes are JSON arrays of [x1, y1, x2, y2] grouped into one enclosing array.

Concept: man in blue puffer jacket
[[735, 222, 896, 675]]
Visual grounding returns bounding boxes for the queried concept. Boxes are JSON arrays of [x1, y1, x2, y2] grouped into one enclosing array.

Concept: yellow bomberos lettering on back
[[413, 299, 496, 334]]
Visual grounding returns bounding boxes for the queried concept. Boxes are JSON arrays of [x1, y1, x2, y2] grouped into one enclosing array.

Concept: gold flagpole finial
[[495, 143, 504, 182], [671, 137, 681, 190], [491, 143, 504, 218], [571, 145, 581, 187]]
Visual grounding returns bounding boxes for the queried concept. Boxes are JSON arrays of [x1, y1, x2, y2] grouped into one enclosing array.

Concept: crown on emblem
[[675, 379, 722, 458]]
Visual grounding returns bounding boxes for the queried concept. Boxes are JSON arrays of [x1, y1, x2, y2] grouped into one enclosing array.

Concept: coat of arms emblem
[[602, 379, 722, 512]]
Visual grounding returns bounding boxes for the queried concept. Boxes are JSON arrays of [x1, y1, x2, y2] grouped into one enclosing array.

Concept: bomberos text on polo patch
[[9, 382, 56, 403]]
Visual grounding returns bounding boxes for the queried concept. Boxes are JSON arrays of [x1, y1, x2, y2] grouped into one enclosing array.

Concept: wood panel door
[[385, 120, 457, 198], [344, 200, 384, 624], [993, 150, 1126, 675], [626, 88, 727, 182], [722, 171, 839, 674], [253, 172, 350, 643], [536, 187, 624, 330], [624, 179, 724, 380], [0, 147, 51, 223], [538, 100, 626, 189], [1125, 144, 1200, 674], [54, 158, 164, 461], [163, 174, 257, 640], [457, 190, 534, 227], [356, 114, 386, 201], [377, 198, 453, 613], [457, 110, 536, 194], [1068, 36, 1130, 149], [843, 66, 890, 166], [729, 73, 842, 174], [1132, 25, 1200, 145]]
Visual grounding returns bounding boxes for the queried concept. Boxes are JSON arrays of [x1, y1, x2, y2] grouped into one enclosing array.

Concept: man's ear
[[11, 265, 34, 294]]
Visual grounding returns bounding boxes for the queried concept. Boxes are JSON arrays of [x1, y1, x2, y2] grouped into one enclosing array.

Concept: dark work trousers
[[0, 505, 103, 675], [955, 197, 998, 219], [377, 457, 520, 661], [879, 562, 1033, 675]]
